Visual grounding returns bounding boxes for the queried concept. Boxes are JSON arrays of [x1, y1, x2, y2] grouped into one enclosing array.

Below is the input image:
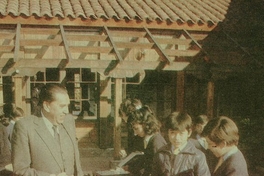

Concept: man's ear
[[43, 101, 50, 112]]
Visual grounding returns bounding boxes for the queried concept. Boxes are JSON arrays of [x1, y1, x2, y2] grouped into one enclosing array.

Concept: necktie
[[52, 125, 60, 144]]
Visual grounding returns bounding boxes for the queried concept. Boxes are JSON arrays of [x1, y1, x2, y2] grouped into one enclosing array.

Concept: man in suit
[[12, 84, 84, 176], [0, 122, 12, 175]]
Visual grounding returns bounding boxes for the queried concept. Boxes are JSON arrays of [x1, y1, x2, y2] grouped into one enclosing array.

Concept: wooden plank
[[115, 41, 153, 49], [103, 26, 123, 62], [20, 39, 62, 46], [66, 34, 107, 42], [60, 24, 73, 61], [0, 45, 14, 52], [69, 46, 112, 53], [108, 30, 146, 38], [144, 27, 172, 64], [165, 49, 200, 57], [155, 38, 192, 45], [0, 33, 15, 39], [21, 27, 60, 35], [14, 23, 21, 62]]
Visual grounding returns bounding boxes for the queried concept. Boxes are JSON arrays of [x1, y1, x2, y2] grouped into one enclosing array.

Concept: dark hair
[[130, 105, 160, 135], [3, 103, 16, 119], [201, 116, 239, 146], [38, 84, 68, 107], [119, 98, 142, 117], [165, 111, 192, 132], [193, 114, 208, 125]]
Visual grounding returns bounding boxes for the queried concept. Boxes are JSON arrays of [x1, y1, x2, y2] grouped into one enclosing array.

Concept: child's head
[[165, 111, 192, 149], [131, 105, 160, 137], [119, 98, 142, 122], [192, 114, 208, 135], [201, 116, 239, 157]]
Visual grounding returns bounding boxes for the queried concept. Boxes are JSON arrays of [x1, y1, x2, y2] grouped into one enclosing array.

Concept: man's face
[[205, 137, 225, 158], [44, 92, 70, 125], [168, 129, 191, 149], [133, 123, 145, 137]]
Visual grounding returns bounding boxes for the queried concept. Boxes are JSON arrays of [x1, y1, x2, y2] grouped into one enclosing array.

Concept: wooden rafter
[[14, 23, 21, 62], [60, 24, 73, 61], [103, 26, 123, 63], [144, 27, 172, 64], [183, 29, 206, 55]]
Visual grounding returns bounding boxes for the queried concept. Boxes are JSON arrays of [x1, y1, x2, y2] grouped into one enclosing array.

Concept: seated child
[[201, 116, 249, 176], [152, 111, 210, 176]]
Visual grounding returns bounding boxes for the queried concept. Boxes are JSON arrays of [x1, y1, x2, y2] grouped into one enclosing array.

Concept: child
[[152, 111, 210, 176], [128, 105, 167, 176], [201, 116, 249, 176], [189, 114, 217, 173]]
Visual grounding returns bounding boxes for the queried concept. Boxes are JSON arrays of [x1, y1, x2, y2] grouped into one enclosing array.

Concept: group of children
[[119, 98, 249, 176]]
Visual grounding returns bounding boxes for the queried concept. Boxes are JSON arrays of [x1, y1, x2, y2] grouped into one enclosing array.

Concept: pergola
[[0, 0, 231, 158]]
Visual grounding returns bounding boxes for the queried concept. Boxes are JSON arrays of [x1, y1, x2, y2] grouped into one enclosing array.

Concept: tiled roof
[[0, 0, 231, 25]]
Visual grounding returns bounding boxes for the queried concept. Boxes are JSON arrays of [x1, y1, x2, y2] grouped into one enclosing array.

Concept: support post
[[207, 81, 214, 119], [114, 78, 122, 160], [13, 77, 23, 109], [176, 71, 185, 111]]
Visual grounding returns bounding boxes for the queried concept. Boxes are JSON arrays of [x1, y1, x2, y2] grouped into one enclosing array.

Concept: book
[[117, 151, 144, 168]]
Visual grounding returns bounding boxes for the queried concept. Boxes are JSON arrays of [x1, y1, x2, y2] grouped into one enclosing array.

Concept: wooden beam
[[103, 26, 123, 63], [66, 34, 107, 42], [0, 33, 15, 39], [113, 78, 122, 160], [60, 24, 73, 61], [69, 46, 112, 54], [183, 29, 203, 50], [0, 45, 14, 52], [144, 27, 172, 64], [155, 38, 192, 45], [165, 49, 200, 57], [21, 27, 60, 35], [0, 16, 216, 31], [20, 39, 62, 46], [14, 23, 21, 62]]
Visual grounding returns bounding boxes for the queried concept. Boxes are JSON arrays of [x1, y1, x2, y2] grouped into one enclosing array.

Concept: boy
[[201, 116, 248, 176], [152, 111, 210, 176]]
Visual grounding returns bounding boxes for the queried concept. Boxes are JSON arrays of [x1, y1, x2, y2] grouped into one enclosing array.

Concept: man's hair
[[201, 116, 239, 146], [3, 103, 16, 118], [165, 111, 192, 132], [38, 84, 68, 107], [131, 105, 160, 135]]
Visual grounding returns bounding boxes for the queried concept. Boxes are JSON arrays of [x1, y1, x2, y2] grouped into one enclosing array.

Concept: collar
[[10, 120, 15, 124], [42, 111, 58, 136], [173, 142, 188, 155], [223, 146, 238, 161], [144, 134, 154, 146]]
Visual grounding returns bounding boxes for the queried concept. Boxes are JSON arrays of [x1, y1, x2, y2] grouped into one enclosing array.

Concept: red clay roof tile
[[1, 0, 231, 25]]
